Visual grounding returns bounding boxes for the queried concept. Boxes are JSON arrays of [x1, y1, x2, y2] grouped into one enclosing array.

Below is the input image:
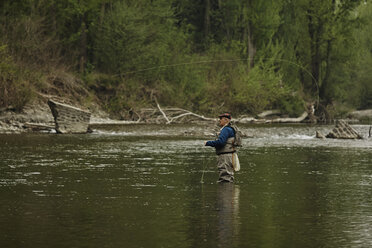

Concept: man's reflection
[[217, 183, 240, 247]]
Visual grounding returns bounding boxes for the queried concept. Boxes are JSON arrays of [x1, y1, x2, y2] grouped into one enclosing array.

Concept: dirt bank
[[1, 100, 371, 134], [0, 99, 110, 134]]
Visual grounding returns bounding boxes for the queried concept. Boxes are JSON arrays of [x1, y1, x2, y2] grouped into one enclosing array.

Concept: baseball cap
[[218, 113, 231, 119]]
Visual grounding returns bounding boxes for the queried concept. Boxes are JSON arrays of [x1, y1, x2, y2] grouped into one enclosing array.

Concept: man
[[204, 113, 238, 183]]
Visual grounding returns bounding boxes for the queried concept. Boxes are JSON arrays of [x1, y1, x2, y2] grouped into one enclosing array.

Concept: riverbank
[[0, 99, 107, 134], [0, 99, 371, 134]]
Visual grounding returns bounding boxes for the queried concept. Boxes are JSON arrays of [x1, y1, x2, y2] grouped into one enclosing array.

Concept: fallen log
[[23, 122, 55, 131], [257, 109, 281, 118], [235, 117, 258, 124], [266, 111, 308, 123]]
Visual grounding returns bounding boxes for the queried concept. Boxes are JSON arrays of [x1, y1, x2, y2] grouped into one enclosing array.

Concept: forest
[[1, 0, 371, 121]]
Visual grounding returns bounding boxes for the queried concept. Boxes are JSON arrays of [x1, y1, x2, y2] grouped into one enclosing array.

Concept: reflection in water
[[217, 184, 240, 248]]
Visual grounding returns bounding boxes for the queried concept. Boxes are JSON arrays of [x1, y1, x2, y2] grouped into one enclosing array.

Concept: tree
[[349, 1, 372, 109]]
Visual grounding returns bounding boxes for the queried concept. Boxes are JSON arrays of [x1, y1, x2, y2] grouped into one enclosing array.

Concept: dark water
[[0, 124, 371, 248]]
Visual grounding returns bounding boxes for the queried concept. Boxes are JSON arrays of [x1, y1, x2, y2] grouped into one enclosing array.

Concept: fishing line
[[200, 156, 207, 184]]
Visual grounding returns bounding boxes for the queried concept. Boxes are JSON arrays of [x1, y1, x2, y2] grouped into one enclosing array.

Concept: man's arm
[[205, 127, 232, 147]]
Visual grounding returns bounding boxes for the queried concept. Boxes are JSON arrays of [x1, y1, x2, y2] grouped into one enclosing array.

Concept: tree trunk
[[244, 1, 255, 70], [204, 0, 210, 40], [79, 18, 87, 74], [307, 5, 322, 97], [247, 23, 256, 70], [51, 2, 57, 34], [100, 2, 105, 24], [319, 0, 336, 105], [319, 39, 332, 104]]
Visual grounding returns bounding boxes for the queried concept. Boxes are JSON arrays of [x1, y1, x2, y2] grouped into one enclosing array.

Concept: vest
[[215, 137, 236, 155], [215, 126, 236, 155]]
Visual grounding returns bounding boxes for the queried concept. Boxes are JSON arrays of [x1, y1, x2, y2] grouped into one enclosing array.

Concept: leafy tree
[[0, 0, 370, 117], [349, 1, 372, 109]]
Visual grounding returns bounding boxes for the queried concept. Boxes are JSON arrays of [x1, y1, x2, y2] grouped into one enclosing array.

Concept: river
[[0, 124, 371, 248]]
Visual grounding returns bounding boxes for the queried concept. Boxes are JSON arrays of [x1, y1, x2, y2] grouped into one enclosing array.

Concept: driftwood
[[167, 110, 215, 123], [257, 109, 281, 118], [23, 122, 54, 131], [317, 120, 363, 139], [132, 103, 312, 124], [235, 110, 310, 124], [154, 97, 171, 123], [235, 111, 309, 124], [265, 111, 308, 123], [234, 116, 257, 123], [136, 100, 215, 124]]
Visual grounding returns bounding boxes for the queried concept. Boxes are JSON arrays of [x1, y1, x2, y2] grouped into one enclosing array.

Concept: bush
[[276, 94, 305, 117], [228, 62, 290, 115], [0, 45, 32, 111]]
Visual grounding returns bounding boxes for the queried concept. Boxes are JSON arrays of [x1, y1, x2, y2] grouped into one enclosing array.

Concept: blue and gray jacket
[[205, 125, 236, 155]]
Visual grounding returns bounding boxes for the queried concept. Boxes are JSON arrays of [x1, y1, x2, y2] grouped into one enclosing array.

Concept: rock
[[47, 99, 91, 134], [325, 120, 363, 139], [0, 120, 24, 134], [316, 131, 326, 139]]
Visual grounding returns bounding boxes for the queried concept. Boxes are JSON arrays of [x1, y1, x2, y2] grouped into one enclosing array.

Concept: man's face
[[219, 117, 229, 127]]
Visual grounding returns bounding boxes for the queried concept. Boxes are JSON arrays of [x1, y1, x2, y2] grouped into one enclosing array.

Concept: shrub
[[0, 45, 32, 111]]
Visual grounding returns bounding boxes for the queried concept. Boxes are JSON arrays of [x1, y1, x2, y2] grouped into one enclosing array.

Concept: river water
[[0, 124, 371, 248]]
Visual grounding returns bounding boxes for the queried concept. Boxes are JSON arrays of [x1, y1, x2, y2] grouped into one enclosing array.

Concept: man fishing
[[204, 113, 240, 183]]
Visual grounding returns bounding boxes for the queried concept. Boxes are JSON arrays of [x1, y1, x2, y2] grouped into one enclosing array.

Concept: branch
[[151, 99, 216, 124], [153, 97, 171, 124], [169, 110, 215, 123]]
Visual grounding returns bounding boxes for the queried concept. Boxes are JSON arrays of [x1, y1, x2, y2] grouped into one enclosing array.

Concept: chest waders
[[215, 126, 238, 183]]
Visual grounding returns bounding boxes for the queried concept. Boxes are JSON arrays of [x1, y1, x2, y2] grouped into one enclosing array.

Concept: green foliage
[[93, 1, 181, 75], [349, 2, 372, 109], [230, 62, 288, 114], [276, 94, 306, 117], [1, 0, 371, 118], [0, 46, 32, 111]]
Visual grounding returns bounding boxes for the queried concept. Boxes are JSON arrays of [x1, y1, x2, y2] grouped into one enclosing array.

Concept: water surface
[[0, 124, 371, 248]]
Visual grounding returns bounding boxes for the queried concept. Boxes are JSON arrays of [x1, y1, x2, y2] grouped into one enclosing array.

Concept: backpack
[[229, 122, 242, 147]]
